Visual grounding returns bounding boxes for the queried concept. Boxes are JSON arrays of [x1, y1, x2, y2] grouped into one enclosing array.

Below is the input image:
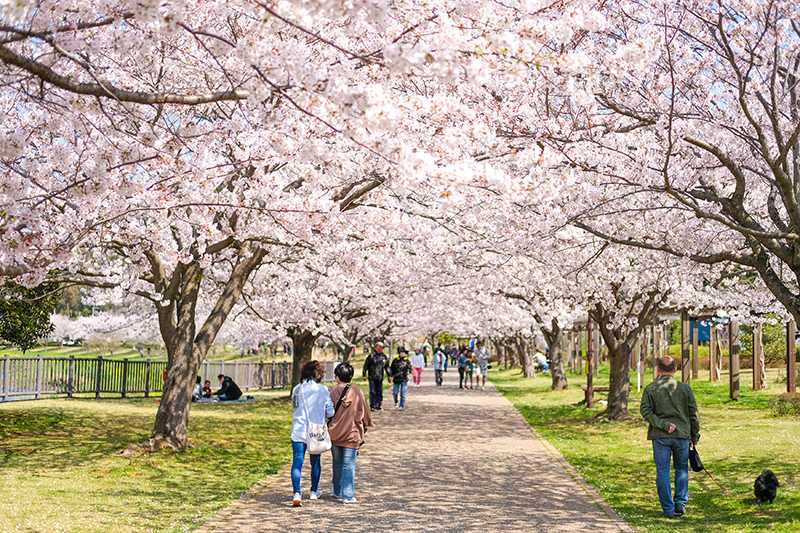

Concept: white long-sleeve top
[[291, 380, 334, 444], [411, 353, 425, 369]]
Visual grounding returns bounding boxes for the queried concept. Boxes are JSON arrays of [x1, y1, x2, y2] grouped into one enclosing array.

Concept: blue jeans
[[331, 446, 358, 500], [291, 440, 321, 494], [392, 381, 408, 408], [653, 438, 690, 516]]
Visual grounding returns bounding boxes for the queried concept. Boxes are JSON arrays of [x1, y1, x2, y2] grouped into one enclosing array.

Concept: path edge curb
[[193, 461, 293, 532], [491, 384, 638, 533]]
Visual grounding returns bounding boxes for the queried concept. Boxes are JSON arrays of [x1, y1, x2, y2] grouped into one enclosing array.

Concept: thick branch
[[0, 44, 249, 105]]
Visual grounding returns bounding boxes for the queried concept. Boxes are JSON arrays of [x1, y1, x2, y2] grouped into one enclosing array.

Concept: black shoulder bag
[[689, 444, 704, 472]]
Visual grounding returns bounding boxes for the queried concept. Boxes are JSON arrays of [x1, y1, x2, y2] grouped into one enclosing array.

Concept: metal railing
[[0, 356, 337, 402]]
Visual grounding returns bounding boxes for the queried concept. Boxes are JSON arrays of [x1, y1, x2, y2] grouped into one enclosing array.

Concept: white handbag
[[300, 383, 332, 454]]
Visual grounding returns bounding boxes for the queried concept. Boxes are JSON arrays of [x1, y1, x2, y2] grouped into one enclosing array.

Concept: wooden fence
[[0, 356, 334, 402]]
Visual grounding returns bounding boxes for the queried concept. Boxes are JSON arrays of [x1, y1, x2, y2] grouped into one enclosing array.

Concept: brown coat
[[328, 383, 372, 449]]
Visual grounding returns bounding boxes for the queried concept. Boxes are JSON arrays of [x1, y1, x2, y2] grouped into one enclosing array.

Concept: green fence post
[[1, 356, 8, 401], [121, 358, 129, 398], [95, 356, 103, 399], [35, 355, 43, 400], [67, 356, 75, 398], [144, 359, 151, 398]]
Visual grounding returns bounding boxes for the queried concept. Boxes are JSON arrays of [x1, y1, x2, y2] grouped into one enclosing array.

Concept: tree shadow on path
[[199, 373, 632, 532]]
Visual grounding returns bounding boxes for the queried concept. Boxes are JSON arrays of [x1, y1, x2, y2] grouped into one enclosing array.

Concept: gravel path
[[197, 371, 632, 532]]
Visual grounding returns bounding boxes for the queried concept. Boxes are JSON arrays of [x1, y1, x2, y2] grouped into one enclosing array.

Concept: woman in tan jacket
[[328, 362, 372, 503]]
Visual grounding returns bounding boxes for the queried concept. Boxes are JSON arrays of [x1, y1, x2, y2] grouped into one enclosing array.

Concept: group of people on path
[[362, 341, 492, 410], [455, 341, 490, 390], [288, 343, 701, 519], [289, 340, 494, 506], [290, 360, 371, 507], [361, 342, 421, 411]]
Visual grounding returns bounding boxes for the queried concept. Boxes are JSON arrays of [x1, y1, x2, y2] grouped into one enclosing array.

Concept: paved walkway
[[198, 371, 631, 532]]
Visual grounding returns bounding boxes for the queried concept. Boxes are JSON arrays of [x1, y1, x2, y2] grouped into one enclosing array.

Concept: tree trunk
[[151, 335, 197, 449], [605, 341, 632, 418], [517, 337, 535, 378], [335, 342, 355, 363], [151, 263, 202, 450], [505, 339, 516, 368], [541, 320, 568, 391], [149, 245, 266, 450], [290, 329, 319, 388], [492, 338, 507, 369], [547, 336, 568, 390], [522, 351, 535, 378]]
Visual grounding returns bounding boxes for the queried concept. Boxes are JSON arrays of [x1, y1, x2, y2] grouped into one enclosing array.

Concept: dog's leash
[[702, 468, 732, 496]]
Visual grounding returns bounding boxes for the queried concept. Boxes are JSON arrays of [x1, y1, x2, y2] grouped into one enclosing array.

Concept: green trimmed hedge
[[770, 392, 800, 417]]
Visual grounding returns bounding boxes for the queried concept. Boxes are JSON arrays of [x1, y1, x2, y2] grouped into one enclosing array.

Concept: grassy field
[[0, 391, 293, 533], [492, 365, 800, 532]]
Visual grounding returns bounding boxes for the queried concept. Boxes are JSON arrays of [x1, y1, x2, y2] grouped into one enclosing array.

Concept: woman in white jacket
[[290, 360, 334, 507]]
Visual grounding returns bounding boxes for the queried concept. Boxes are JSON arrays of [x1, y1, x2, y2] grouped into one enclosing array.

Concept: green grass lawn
[[0, 391, 293, 533], [492, 365, 800, 532]]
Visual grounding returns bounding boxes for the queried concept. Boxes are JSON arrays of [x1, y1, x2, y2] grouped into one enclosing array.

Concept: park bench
[[581, 385, 610, 406]]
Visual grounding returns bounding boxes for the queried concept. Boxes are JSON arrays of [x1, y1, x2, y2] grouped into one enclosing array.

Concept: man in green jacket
[[640, 356, 700, 518]]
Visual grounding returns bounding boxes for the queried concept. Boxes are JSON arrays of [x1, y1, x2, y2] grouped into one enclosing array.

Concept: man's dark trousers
[[369, 378, 384, 409]]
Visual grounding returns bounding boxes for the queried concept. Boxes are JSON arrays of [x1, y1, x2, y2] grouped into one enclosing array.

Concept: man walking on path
[[433, 346, 446, 386], [475, 341, 490, 390], [363, 342, 391, 411], [457, 348, 468, 389], [389, 350, 412, 410], [640, 356, 701, 518]]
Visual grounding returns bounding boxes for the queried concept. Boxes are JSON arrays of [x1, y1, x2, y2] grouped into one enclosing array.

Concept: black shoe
[[674, 507, 685, 516]]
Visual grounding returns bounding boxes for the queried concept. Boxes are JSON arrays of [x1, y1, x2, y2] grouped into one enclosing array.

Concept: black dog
[[754, 469, 779, 503]]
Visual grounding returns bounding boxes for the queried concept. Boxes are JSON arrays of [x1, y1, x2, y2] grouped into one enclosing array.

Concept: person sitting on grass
[[640, 356, 700, 518], [202, 379, 213, 398], [192, 376, 203, 402], [215, 374, 243, 401]]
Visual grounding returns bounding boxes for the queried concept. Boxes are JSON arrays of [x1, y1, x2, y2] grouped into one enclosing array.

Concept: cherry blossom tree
[[522, 1, 800, 327], [1, 0, 598, 448]]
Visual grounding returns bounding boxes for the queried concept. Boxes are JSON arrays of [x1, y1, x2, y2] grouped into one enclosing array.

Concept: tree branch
[[0, 44, 249, 105]]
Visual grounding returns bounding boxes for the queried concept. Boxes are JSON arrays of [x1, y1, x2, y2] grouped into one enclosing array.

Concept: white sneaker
[[342, 497, 358, 504], [292, 492, 302, 507], [310, 491, 320, 500]]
